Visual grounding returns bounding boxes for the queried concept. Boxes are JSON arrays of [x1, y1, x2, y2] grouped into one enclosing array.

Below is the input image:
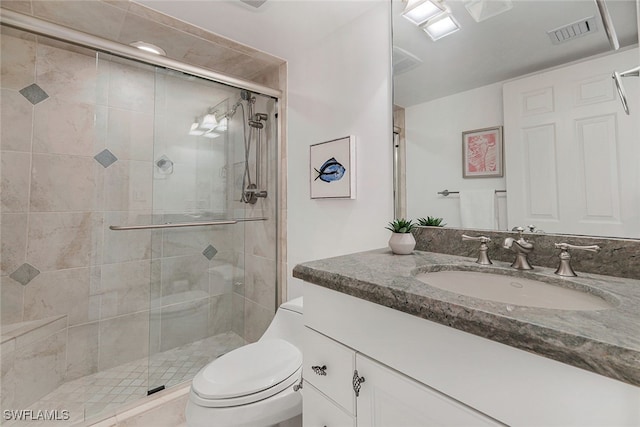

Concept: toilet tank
[[259, 297, 303, 349]]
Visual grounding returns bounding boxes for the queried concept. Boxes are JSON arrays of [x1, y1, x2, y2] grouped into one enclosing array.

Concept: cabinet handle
[[311, 365, 327, 376], [353, 370, 365, 397]]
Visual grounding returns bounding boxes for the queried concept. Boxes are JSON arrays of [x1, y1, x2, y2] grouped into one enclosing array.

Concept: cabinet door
[[303, 381, 355, 427], [355, 354, 503, 427], [304, 326, 356, 414]]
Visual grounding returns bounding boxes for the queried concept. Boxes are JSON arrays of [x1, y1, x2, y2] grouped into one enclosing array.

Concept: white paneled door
[[503, 48, 639, 238]]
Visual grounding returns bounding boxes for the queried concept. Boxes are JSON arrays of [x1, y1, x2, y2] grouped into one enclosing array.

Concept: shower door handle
[[109, 217, 267, 231]]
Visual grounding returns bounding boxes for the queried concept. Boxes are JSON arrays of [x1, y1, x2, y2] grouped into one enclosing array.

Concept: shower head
[[241, 90, 252, 101]]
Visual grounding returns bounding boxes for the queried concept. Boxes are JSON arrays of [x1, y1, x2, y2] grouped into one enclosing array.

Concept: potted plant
[[416, 216, 446, 227], [385, 219, 416, 255]]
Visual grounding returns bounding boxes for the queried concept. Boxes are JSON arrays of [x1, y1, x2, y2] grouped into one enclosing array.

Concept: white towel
[[459, 189, 496, 230]]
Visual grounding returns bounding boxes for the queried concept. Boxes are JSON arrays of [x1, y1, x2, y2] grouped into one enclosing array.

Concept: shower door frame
[[0, 10, 280, 99]]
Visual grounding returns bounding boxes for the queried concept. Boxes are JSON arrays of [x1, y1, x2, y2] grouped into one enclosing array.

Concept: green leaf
[[385, 218, 415, 233]]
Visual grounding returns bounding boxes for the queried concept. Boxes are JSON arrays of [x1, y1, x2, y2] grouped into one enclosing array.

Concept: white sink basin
[[414, 270, 612, 311]]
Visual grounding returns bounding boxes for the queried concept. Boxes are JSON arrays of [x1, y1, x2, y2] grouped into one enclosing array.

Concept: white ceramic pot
[[388, 232, 416, 255]]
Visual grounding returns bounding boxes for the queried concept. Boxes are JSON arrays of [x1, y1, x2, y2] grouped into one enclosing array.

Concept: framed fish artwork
[[310, 136, 356, 199]]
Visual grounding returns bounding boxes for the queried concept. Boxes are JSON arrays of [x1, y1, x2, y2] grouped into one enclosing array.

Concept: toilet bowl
[[186, 297, 303, 427]]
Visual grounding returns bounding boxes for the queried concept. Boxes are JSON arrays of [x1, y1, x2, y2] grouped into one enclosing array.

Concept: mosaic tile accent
[[19, 83, 49, 105], [9, 263, 41, 286], [202, 244, 218, 261], [94, 149, 118, 168]]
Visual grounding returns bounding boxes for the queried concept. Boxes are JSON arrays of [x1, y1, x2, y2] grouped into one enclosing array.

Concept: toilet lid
[[192, 339, 302, 400]]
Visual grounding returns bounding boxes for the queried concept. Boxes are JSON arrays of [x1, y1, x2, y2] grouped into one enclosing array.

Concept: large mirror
[[393, 0, 639, 238]]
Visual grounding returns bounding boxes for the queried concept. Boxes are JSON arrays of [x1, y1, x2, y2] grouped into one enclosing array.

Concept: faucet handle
[[511, 226, 527, 240], [462, 235, 492, 265], [554, 243, 601, 253], [462, 235, 491, 243], [554, 243, 601, 277]]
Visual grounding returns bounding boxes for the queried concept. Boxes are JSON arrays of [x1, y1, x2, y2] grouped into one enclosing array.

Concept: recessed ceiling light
[[240, 0, 268, 8], [421, 14, 461, 41], [129, 41, 167, 56], [203, 131, 221, 139], [201, 113, 218, 131], [402, 0, 446, 26], [464, 0, 513, 23]]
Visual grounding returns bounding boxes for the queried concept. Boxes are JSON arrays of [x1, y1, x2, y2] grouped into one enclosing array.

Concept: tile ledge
[[1, 314, 67, 344]]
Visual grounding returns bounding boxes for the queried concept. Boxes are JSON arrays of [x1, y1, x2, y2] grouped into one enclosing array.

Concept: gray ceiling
[[393, 0, 639, 107]]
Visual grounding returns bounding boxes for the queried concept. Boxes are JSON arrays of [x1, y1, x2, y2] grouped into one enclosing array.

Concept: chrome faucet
[[503, 227, 534, 270]]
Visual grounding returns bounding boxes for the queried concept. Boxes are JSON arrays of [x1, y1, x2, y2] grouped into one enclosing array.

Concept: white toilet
[[186, 297, 304, 427]]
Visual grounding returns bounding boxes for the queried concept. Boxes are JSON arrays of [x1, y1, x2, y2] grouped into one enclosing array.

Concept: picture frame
[[462, 126, 503, 178], [310, 136, 356, 199]]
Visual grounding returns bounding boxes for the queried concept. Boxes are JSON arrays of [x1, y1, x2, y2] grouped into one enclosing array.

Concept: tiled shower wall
[[0, 29, 274, 413], [1, 0, 287, 335], [232, 94, 280, 343]]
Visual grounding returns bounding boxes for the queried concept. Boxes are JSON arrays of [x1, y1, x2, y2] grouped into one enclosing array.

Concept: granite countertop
[[293, 249, 640, 387]]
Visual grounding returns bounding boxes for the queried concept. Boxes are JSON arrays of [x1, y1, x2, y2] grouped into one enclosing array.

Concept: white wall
[[405, 82, 507, 230], [286, 2, 394, 299]]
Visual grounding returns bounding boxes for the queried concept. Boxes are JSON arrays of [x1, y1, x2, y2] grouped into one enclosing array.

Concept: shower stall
[[0, 15, 279, 425]]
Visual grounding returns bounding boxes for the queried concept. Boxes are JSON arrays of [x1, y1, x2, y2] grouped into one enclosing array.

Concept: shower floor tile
[[4, 332, 245, 426]]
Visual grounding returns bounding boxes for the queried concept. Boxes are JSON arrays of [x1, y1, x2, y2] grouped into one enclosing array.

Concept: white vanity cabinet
[[303, 282, 640, 426], [355, 354, 502, 426], [303, 325, 499, 427]]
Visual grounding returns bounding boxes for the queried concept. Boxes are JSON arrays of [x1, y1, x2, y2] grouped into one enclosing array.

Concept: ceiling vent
[[393, 46, 423, 75], [239, 0, 268, 8], [547, 16, 598, 45]]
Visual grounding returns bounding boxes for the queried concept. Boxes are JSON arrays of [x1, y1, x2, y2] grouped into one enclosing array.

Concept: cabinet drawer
[[303, 326, 355, 414], [303, 381, 355, 427]]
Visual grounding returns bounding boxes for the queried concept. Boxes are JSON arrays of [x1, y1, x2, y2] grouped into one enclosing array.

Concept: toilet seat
[[191, 339, 302, 408]]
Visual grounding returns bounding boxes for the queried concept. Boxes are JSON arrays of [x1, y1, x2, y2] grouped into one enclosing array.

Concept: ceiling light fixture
[[421, 14, 461, 41], [203, 131, 221, 139], [129, 41, 167, 56], [401, 0, 446, 26], [189, 119, 205, 136], [215, 117, 228, 132], [464, 0, 513, 23], [201, 113, 218, 130]]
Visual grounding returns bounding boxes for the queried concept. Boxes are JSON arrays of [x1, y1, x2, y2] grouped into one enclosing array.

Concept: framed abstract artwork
[[310, 136, 356, 199], [462, 126, 503, 178]]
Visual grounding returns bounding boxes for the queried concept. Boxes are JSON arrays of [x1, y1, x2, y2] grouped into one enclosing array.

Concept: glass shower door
[[1, 24, 276, 425], [147, 68, 247, 394]]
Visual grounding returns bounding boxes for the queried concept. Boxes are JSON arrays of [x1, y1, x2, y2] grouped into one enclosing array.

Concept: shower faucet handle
[[462, 235, 492, 265]]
